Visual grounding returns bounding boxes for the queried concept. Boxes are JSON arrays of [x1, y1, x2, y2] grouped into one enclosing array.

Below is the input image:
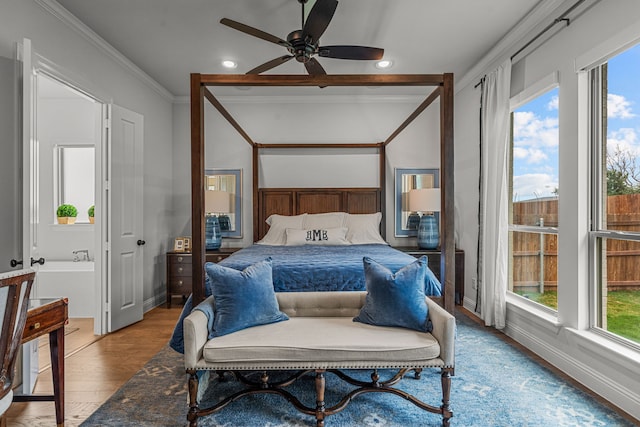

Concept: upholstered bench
[[183, 290, 456, 427]]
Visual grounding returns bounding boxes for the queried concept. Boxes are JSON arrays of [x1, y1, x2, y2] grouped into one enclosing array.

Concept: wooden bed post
[[440, 73, 455, 314], [190, 73, 206, 306]]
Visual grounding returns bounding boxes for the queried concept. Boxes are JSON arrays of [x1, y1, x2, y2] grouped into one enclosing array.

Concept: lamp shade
[[408, 188, 441, 213], [205, 190, 230, 214]]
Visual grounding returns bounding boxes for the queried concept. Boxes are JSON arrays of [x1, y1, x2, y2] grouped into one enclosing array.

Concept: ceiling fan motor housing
[[287, 30, 317, 62]]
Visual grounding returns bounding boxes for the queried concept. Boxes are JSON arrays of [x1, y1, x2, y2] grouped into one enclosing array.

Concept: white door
[[18, 38, 40, 394], [106, 104, 144, 332], [20, 39, 42, 278], [0, 52, 21, 271]]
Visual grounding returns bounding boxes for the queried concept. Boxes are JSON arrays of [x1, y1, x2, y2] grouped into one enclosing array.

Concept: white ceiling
[[54, 0, 545, 97]]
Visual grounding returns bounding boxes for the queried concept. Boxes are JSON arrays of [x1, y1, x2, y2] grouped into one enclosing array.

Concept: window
[[508, 86, 559, 311], [590, 43, 640, 346], [56, 145, 95, 223]]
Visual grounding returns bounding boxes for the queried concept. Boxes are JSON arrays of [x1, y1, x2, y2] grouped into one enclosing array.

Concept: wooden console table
[[13, 297, 68, 427]]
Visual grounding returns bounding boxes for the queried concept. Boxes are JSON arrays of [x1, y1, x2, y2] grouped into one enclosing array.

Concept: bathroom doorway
[[33, 74, 103, 330]]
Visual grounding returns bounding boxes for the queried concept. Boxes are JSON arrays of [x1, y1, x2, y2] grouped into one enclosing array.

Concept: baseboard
[[144, 292, 166, 313]]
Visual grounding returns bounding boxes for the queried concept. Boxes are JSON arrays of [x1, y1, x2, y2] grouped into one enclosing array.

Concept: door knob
[[10, 259, 23, 267], [30, 257, 45, 266], [137, 240, 146, 246]]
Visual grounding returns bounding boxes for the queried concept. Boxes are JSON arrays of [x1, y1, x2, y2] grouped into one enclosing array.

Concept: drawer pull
[[177, 256, 183, 262], [177, 280, 183, 285], [178, 267, 183, 273], [216, 256, 223, 262], [31, 322, 40, 330]]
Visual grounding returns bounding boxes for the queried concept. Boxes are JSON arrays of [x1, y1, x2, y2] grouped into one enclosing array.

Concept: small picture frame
[[173, 237, 186, 252], [182, 237, 191, 252]]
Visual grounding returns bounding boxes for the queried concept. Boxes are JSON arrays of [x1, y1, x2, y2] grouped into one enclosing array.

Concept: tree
[[607, 146, 640, 195]]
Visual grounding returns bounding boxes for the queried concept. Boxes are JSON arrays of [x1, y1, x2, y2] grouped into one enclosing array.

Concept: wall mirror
[[394, 168, 439, 237], [204, 168, 242, 238]]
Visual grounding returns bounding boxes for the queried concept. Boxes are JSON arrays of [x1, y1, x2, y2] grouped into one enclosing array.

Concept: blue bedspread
[[219, 244, 442, 294], [169, 244, 441, 353]]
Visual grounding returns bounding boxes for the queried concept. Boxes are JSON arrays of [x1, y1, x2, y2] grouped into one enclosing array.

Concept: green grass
[[515, 290, 640, 344]]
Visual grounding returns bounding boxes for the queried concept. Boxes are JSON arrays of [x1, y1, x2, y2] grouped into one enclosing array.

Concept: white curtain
[[479, 59, 511, 329]]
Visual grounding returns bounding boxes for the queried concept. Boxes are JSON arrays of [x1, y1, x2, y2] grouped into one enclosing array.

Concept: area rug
[[80, 314, 635, 427]]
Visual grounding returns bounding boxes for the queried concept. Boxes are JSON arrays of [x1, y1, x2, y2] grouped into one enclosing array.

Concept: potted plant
[[56, 204, 78, 224], [88, 205, 95, 224]]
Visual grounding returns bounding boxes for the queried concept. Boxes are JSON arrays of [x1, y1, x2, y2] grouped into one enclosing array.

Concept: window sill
[[566, 328, 640, 369]]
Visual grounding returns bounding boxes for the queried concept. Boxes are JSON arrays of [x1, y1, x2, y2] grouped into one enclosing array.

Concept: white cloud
[[512, 173, 558, 201], [608, 94, 635, 119], [607, 127, 640, 155], [513, 147, 548, 164], [513, 111, 559, 149], [547, 95, 559, 111]]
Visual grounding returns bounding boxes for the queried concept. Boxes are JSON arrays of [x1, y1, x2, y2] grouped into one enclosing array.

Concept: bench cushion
[[202, 317, 440, 364]]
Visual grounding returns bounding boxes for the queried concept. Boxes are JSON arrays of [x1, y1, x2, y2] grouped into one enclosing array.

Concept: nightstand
[[166, 248, 241, 308], [393, 247, 465, 305]]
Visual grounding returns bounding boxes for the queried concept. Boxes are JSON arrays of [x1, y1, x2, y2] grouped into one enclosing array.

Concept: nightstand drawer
[[169, 276, 192, 293], [170, 254, 191, 264], [169, 262, 192, 277]]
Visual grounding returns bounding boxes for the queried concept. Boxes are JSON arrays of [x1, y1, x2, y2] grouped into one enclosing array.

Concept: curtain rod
[[474, 0, 588, 89]]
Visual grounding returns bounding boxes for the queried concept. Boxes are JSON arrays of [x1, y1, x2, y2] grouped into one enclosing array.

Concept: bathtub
[[36, 261, 96, 318]]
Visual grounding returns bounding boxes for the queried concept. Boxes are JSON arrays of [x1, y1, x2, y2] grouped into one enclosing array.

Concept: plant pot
[[89, 217, 95, 224], [57, 217, 76, 224]]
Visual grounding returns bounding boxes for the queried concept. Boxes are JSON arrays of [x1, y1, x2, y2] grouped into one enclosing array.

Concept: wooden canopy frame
[[190, 73, 455, 313]]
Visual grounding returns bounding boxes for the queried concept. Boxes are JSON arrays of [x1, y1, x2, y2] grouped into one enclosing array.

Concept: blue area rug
[[80, 314, 635, 426]]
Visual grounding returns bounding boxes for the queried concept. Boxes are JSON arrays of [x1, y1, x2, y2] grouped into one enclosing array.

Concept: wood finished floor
[[5, 306, 182, 427]]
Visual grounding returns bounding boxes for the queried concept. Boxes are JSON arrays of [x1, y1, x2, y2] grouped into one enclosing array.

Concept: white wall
[[454, 0, 640, 419], [172, 96, 441, 248], [0, 0, 174, 309]]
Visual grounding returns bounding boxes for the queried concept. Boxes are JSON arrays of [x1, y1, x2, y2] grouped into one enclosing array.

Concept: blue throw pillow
[[205, 258, 288, 337], [354, 256, 432, 332]]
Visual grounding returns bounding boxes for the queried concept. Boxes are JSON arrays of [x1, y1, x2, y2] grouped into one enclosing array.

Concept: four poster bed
[[189, 73, 455, 311], [183, 73, 456, 426]]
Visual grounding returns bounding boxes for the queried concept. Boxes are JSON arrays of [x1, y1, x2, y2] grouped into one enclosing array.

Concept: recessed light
[[222, 60, 238, 69], [375, 59, 393, 69]]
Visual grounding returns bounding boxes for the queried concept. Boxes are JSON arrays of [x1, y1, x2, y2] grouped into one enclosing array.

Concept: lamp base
[[417, 214, 439, 249], [205, 215, 222, 250]]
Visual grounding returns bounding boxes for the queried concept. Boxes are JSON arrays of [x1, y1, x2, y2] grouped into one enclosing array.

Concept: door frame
[[20, 39, 111, 335]]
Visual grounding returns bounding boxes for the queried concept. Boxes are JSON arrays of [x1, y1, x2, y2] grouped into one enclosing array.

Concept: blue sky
[[512, 43, 640, 201]]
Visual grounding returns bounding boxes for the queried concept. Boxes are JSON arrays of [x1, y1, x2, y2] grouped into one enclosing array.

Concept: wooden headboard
[[256, 187, 382, 242]]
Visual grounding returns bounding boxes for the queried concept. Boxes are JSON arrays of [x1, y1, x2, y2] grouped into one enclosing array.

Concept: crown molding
[[457, 0, 568, 92], [35, 0, 175, 102]]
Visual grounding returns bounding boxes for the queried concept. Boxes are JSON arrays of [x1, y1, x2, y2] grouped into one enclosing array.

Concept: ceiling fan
[[220, 0, 384, 75]]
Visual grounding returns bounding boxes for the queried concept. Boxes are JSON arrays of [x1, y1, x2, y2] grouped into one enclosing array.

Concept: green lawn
[[516, 290, 640, 343]]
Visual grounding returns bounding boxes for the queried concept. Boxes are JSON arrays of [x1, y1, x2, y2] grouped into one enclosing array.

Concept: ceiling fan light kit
[[220, 0, 384, 76]]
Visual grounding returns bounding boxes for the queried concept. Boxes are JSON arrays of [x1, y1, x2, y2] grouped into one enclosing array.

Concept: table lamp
[[205, 190, 230, 250], [408, 188, 441, 249]]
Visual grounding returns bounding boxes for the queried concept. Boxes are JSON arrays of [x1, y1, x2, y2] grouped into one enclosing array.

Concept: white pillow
[[344, 212, 386, 244], [303, 212, 346, 229], [257, 213, 307, 245], [285, 227, 350, 246]]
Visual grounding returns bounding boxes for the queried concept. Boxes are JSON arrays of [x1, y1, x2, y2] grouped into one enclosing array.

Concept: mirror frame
[[394, 168, 440, 237], [204, 168, 242, 238]]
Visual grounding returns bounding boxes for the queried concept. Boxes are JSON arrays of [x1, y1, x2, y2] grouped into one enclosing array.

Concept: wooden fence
[[512, 194, 640, 292]]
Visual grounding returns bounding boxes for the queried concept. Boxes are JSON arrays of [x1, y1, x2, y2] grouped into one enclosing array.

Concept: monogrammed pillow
[[285, 227, 350, 246]]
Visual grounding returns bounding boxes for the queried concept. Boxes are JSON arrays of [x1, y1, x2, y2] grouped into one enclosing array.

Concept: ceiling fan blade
[[220, 18, 289, 47], [318, 45, 384, 60], [302, 0, 338, 43], [304, 57, 327, 76], [246, 55, 294, 74]]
